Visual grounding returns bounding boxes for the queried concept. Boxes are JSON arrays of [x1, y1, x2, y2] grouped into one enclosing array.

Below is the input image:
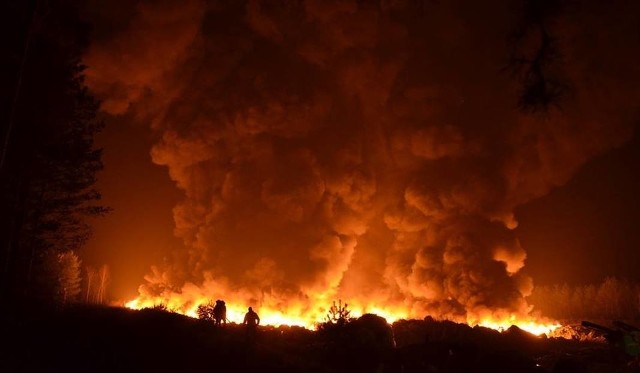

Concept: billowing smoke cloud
[[84, 0, 639, 321]]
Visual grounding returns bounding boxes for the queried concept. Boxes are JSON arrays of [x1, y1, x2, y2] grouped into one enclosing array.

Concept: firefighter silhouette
[[243, 306, 260, 341], [212, 299, 227, 326]]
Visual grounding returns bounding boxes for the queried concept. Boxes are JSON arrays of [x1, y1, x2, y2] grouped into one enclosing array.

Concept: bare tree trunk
[[85, 266, 95, 303], [97, 265, 109, 304]]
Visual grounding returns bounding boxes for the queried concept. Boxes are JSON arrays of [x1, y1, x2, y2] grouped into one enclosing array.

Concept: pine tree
[[51, 250, 82, 305], [0, 1, 107, 307]]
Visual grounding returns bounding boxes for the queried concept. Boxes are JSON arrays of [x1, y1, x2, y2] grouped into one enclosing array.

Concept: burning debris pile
[[83, 1, 640, 332], [548, 323, 608, 343]]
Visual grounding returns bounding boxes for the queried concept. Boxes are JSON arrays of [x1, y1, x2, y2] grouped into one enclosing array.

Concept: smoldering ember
[[1, 1, 640, 372]]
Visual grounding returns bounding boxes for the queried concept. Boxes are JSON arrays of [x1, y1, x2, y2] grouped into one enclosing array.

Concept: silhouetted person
[[213, 299, 227, 326], [243, 306, 260, 341]]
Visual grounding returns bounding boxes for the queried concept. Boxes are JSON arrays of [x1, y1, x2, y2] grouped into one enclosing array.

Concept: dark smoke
[[84, 0, 639, 320]]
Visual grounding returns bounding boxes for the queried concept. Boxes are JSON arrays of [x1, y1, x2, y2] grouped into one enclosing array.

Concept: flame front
[[125, 296, 407, 329], [476, 316, 561, 336], [124, 295, 560, 336]]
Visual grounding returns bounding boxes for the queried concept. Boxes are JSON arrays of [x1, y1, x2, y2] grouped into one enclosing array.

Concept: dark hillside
[[2, 306, 317, 372], [1, 306, 634, 372]]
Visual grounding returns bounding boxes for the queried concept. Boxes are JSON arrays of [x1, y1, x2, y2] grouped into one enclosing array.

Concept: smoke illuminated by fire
[[84, 1, 638, 338]]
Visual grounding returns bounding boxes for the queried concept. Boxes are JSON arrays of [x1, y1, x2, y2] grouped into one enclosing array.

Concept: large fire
[[81, 0, 635, 345], [124, 295, 560, 336]]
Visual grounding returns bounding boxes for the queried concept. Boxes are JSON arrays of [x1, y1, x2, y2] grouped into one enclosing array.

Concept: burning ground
[[83, 0, 640, 331]]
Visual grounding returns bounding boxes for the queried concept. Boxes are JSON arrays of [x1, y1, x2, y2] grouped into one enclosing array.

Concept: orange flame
[[124, 295, 560, 336], [475, 316, 561, 336]]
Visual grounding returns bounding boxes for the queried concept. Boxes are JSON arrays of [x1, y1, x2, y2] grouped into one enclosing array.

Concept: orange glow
[[124, 296, 560, 336], [475, 316, 561, 336]]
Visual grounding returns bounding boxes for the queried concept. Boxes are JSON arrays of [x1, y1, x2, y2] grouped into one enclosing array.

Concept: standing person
[[243, 306, 260, 341], [219, 300, 227, 324], [213, 300, 227, 326]]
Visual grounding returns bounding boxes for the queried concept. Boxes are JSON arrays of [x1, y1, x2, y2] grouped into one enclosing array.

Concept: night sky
[[76, 0, 640, 317], [517, 122, 640, 286]]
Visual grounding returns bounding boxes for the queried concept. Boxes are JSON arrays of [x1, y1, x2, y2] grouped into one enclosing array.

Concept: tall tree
[[46, 250, 82, 306], [0, 0, 107, 307], [84, 264, 109, 304]]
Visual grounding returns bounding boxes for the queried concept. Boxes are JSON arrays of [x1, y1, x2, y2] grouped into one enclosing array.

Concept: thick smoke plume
[[84, 0, 639, 322]]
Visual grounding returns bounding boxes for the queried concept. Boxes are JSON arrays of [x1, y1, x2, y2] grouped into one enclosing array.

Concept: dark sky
[[517, 122, 640, 286], [78, 0, 640, 318]]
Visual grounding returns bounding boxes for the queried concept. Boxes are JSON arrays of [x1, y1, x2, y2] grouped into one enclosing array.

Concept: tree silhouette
[[529, 277, 640, 320], [318, 299, 352, 332], [44, 250, 82, 306], [506, 0, 568, 113], [0, 1, 107, 307], [326, 299, 352, 325], [196, 301, 216, 321]]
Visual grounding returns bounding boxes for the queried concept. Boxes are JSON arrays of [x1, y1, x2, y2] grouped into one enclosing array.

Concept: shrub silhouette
[[318, 299, 351, 331], [196, 301, 216, 321]]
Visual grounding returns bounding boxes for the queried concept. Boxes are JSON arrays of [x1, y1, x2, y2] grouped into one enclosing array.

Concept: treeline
[[45, 251, 110, 306], [0, 1, 107, 309], [528, 277, 640, 320]]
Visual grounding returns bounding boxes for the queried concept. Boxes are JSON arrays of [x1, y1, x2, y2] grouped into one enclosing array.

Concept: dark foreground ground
[[0, 305, 638, 373]]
